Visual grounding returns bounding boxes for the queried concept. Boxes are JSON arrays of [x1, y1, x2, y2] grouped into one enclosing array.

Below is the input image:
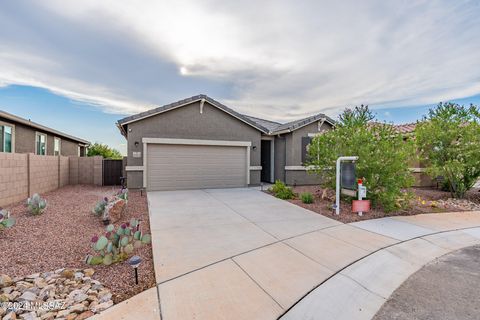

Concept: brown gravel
[[0, 185, 156, 303], [280, 185, 480, 224]]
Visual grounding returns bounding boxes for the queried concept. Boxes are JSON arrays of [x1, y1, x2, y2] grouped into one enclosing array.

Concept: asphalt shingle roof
[[117, 94, 336, 136]]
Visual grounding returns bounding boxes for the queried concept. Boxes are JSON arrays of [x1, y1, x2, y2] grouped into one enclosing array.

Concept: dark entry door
[[103, 159, 123, 186], [261, 140, 271, 182]]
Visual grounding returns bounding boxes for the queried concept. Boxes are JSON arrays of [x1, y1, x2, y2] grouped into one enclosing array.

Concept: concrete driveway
[[147, 187, 340, 283], [94, 189, 480, 320]]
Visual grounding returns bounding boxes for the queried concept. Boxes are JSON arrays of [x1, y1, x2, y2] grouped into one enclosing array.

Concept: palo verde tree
[[415, 102, 480, 198], [87, 142, 123, 159], [307, 105, 415, 212]]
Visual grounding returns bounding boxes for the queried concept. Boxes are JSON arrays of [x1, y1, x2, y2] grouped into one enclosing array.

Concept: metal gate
[[103, 159, 123, 186]]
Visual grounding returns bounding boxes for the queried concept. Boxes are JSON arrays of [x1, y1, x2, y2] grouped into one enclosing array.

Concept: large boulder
[[105, 199, 126, 223]]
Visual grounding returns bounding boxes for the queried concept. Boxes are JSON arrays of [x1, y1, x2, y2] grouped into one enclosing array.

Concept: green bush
[[416, 102, 480, 198], [300, 192, 314, 204], [269, 180, 295, 200], [307, 105, 415, 212]]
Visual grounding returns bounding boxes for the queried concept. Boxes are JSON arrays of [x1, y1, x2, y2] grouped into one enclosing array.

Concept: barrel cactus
[[0, 209, 15, 232], [86, 218, 151, 266], [26, 193, 47, 215]]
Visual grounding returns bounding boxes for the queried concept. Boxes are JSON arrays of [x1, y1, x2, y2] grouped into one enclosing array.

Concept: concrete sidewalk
[[93, 188, 480, 320]]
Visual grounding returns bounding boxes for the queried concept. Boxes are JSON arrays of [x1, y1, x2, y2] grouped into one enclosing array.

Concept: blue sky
[[0, 1, 479, 154]]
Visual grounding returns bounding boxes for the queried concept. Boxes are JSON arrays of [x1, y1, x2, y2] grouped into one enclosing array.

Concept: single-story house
[[117, 94, 336, 190], [0, 110, 90, 156]]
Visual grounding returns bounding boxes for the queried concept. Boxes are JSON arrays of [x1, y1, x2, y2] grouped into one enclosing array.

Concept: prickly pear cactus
[[0, 209, 15, 232], [26, 193, 47, 215], [85, 219, 151, 266]]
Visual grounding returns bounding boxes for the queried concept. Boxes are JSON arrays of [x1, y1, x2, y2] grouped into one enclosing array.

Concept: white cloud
[[1, 0, 479, 121]]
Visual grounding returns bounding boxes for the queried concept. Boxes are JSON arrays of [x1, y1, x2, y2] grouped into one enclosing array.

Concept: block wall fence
[[0, 153, 103, 207]]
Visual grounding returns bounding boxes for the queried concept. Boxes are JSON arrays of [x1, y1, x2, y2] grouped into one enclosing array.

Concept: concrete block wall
[[69, 156, 103, 186], [59, 156, 70, 187], [0, 153, 29, 207], [0, 154, 103, 207], [29, 154, 59, 195]]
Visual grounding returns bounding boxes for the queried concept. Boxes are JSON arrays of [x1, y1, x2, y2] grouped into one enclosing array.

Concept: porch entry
[[261, 139, 274, 183]]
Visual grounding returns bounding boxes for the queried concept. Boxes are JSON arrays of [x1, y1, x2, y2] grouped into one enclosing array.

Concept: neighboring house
[[391, 122, 434, 187], [0, 110, 90, 156], [117, 94, 335, 191]]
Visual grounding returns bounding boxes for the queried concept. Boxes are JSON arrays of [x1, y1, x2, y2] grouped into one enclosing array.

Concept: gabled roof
[[0, 110, 90, 145], [117, 94, 270, 135], [116, 94, 336, 137], [243, 115, 281, 132], [270, 113, 336, 134]]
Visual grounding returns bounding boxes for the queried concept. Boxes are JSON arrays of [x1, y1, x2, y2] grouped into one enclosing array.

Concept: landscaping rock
[[91, 300, 113, 313], [83, 269, 94, 278], [105, 199, 126, 223], [76, 311, 94, 320], [18, 291, 36, 302], [0, 275, 12, 288], [0, 269, 113, 319], [2, 311, 17, 320]]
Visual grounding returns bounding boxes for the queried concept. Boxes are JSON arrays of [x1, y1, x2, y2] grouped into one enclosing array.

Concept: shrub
[[26, 193, 47, 215], [307, 105, 415, 212], [85, 218, 151, 266], [0, 209, 15, 232], [93, 197, 109, 216], [416, 102, 480, 198], [269, 180, 295, 200], [300, 192, 314, 204]]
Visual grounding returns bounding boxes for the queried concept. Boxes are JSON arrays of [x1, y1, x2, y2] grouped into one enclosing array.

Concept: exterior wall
[[11, 121, 36, 154], [282, 121, 333, 185], [274, 136, 286, 182], [0, 115, 85, 156], [125, 101, 262, 188], [0, 153, 28, 207]]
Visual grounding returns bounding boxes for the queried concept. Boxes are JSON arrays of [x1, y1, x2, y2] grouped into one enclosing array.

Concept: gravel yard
[[285, 186, 480, 223], [0, 185, 155, 303]]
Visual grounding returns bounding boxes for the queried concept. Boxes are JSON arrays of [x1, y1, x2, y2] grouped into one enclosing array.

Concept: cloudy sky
[[1, 0, 479, 153]]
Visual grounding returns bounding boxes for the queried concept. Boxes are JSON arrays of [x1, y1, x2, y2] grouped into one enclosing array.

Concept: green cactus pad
[[90, 255, 104, 265], [116, 227, 124, 236], [124, 243, 134, 254], [134, 230, 142, 240], [103, 254, 113, 265], [106, 242, 113, 253], [95, 236, 109, 251], [124, 227, 131, 235], [141, 234, 152, 244], [120, 236, 129, 247], [3, 218, 15, 228], [106, 224, 115, 232], [133, 240, 143, 249]]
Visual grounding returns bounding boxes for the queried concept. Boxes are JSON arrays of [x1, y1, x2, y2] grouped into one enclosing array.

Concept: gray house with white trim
[[117, 95, 335, 191]]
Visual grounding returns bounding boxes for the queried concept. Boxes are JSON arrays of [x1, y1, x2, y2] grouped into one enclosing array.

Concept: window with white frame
[[0, 123, 14, 153], [54, 137, 61, 156], [35, 132, 47, 155]]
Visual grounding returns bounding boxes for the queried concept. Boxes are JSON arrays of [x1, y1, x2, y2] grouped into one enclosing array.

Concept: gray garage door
[[147, 144, 248, 191]]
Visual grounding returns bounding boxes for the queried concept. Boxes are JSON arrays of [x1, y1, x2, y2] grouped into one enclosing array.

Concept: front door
[[261, 140, 271, 182]]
